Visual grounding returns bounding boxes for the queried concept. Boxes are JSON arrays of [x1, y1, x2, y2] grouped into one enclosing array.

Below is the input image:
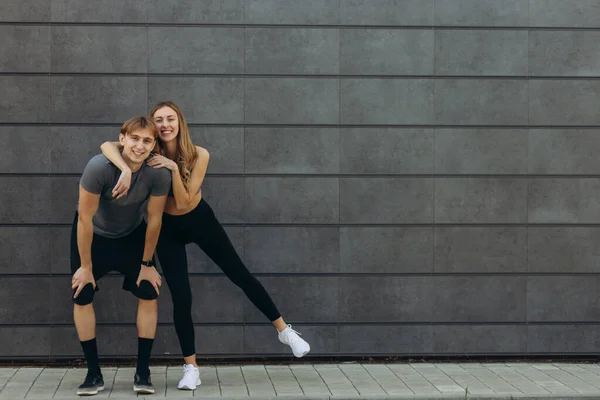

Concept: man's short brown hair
[[120, 116, 159, 139]]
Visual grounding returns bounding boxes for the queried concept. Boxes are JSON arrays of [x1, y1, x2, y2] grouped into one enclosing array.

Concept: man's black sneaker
[[76, 371, 104, 396], [133, 372, 155, 394]]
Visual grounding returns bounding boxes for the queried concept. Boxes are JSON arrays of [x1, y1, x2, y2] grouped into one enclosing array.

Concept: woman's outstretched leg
[[191, 200, 310, 357]]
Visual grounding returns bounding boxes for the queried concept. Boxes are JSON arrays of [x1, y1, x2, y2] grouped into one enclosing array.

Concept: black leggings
[[156, 198, 281, 357]]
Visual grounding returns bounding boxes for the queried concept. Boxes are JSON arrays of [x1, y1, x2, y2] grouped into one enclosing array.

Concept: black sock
[[136, 337, 154, 376], [80, 338, 101, 375]]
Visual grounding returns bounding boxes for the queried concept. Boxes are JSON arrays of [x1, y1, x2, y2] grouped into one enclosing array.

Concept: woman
[[101, 101, 310, 390]]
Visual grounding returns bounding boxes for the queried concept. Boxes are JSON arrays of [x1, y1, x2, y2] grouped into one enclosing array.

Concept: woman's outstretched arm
[[100, 141, 131, 199]]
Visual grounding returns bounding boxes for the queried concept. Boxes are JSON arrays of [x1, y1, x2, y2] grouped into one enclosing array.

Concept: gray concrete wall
[[2, 0, 600, 359]]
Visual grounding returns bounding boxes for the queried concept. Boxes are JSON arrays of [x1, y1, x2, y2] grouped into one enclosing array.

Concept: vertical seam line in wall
[[337, 0, 341, 355], [146, 5, 149, 113], [242, 0, 247, 351], [431, 0, 436, 338], [525, 0, 531, 354], [46, 16, 55, 351], [47, 11, 52, 269], [47, 13, 53, 321]]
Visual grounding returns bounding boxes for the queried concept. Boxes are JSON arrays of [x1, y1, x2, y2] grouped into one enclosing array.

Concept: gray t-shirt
[[79, 154, 172, 239]]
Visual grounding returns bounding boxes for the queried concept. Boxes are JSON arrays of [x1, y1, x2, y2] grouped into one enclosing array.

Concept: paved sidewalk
[[2, 362, 600, 399]]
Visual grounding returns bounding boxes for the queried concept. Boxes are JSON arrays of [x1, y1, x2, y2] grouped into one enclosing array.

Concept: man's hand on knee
[[137, 265, 162, 296], [72, 267, 96, 299]]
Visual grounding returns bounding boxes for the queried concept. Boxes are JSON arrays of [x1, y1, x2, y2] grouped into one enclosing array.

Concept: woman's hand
[[112, 168, 132, 199], [147, 155, 178, 172]]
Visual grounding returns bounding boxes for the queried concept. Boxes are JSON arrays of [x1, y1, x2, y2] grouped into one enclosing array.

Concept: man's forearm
[[77, 216, 94, 269], [143, 216, 162, 260]]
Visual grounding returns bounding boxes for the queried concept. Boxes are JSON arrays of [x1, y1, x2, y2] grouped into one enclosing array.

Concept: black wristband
[[141, 260, 155, 267]]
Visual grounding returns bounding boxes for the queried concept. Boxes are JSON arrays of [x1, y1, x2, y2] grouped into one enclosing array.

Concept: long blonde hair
[[150, 101, 198, 191]]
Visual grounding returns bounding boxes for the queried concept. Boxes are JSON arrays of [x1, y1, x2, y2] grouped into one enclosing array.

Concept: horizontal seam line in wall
[[0, 350, 598, 360], [4, 123, 600, 129], [9, 273, 600, 278], [2, 322, 600, 327], [8, 173, 600, 178], [2, 355, 598, 362], [3, 21, 600, 30], [4, 223, 600, 227], [6, 73, 600, 80]]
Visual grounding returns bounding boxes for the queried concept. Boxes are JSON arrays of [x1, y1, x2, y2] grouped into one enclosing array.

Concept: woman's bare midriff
[[164, 191, 202, 216]]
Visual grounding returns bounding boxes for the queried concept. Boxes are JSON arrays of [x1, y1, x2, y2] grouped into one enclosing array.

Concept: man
[[70, 116, 171, 396]]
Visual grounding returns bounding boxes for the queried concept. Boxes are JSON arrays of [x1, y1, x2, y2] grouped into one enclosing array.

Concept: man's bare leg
[[74, 303, 96, 341]]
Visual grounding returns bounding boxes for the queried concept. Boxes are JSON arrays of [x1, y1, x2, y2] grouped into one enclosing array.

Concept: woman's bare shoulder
[[195, 145, 209, 157]]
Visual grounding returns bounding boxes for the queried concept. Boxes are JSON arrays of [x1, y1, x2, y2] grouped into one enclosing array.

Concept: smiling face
[[118, 116, 159, 168], [119, 128, 156, 164], [153, 106, 179, 143]]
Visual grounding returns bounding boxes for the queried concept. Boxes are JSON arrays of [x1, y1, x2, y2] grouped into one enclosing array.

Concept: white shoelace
[[283, 324, 303, 343], [182, 365, 197, 378]]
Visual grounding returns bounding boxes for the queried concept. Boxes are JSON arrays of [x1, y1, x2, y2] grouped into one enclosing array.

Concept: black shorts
[[70, 212, 156, 299]]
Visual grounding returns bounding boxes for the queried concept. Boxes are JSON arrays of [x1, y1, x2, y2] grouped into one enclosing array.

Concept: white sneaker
[[278, 325, 310, 358], [177, 364, 201, 390]]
